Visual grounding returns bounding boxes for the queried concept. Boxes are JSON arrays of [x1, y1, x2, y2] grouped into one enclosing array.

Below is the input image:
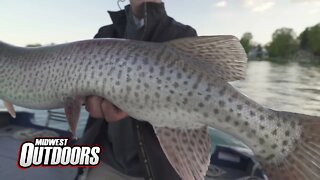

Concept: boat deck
[[0, 111, 77, 180], [0, 111, 266, 180]]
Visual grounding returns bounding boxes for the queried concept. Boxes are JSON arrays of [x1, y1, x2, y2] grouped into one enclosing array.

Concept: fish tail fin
[[263, 111, 320, 180]]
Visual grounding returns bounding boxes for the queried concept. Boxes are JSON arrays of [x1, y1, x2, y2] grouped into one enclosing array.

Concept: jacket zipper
[[135, 122, 154, 180]]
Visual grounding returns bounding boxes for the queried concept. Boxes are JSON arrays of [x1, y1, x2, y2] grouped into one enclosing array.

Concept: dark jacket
[[82, 3, 197, 180]]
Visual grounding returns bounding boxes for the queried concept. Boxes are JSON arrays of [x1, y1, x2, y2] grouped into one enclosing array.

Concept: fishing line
[[117, 0, 126, 10], [143, 0, 148, 34]]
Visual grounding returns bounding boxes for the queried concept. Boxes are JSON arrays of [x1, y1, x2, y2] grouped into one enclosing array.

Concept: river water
[[232, 61, 320, 116], [1, 61, 320, 139]]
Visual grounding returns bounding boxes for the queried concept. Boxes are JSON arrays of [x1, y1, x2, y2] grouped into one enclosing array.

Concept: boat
[[0, 110, 266, 180]]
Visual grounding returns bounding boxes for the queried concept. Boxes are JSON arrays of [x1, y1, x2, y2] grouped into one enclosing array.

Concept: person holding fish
[[2, 0, 320, 179], [82, 0, 197, 179], [80, 0, 320, 179]]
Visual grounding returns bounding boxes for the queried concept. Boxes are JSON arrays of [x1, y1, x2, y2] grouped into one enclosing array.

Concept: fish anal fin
[[64, 96, 83, 136], [154, 126, 212, 180], [262, 112, 320, 180], [167, 36, 247, 82], [4, 100, 16, 118]]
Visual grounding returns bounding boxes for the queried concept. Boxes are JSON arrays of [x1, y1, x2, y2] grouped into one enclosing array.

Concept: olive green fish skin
[[0, 39, 301, 165]]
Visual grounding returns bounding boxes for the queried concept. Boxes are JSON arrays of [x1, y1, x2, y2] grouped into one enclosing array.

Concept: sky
[[0, 0, 319, 46]]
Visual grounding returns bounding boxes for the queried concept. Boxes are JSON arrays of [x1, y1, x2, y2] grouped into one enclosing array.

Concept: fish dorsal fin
[[167, 35, 247, 81], [154, 126, 211, 180]]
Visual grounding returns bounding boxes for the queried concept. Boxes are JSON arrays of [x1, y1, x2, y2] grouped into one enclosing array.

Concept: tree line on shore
[[26, 23, 320, 62], [240, 22, 320, 62]]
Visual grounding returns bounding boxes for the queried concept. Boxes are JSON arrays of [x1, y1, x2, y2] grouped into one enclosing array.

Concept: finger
[[101, 100, 128, 122], [85, 96, 104, 118]]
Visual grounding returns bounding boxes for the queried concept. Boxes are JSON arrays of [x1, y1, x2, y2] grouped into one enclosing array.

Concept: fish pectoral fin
[[64, 97, 83, 136], [153, 126, 212, 180], [167, 36, 247, 82], [3, 100, 16, 118]]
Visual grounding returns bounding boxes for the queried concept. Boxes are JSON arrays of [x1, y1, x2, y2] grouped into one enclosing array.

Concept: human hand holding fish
[[1, 36, 320, 180], [85, 95, 128, 122]]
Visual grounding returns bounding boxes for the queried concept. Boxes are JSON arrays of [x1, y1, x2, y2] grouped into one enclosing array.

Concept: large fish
[[0, 36, 319, 180]]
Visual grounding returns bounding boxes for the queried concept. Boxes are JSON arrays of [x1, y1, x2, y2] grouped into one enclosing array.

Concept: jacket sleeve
[[161, 17, 197, 40], [94, 24, 117, 39]]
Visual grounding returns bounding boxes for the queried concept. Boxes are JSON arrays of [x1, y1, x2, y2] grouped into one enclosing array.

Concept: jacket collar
[[107, 2, 167, 38]]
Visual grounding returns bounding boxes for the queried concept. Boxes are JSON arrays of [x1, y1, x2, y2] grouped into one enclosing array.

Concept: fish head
[[0, 41, 7, 98], [0, 41, 4, 64], [0, 41, 10, 67]]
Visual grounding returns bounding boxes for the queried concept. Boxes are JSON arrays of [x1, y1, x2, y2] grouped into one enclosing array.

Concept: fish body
[[0, 36, 319, 180]]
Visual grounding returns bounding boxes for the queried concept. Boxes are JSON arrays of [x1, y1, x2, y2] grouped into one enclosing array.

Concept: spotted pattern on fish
[[0, 38, 299, 160], [1, 36, 320, 180]]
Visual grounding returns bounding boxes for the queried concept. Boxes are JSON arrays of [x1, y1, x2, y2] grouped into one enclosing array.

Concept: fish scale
[[1, 36, 320, 180]]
